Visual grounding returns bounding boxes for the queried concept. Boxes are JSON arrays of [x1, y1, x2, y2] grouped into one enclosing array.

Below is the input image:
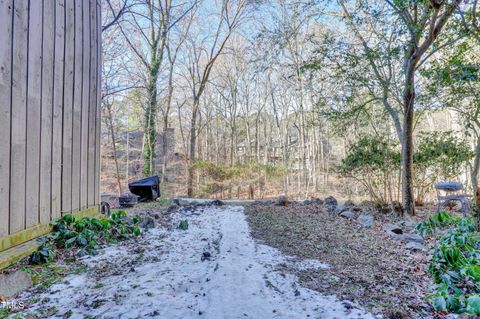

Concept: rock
[[383, 223, 403, 235], [210, 199, 224, 206], [340, 210, 354, 218], [357, 214, 373, 228], [402, 233, 424, 244], [311, 197, 323, 205], [95, 261, 108, 270], [303, 200, 312, 205], [343, 200, 355, 207], [0, 271, 32, 298], [335, 204, 347, 213], [324, 196, 337, 207], [201, 252, 211, 261], [402, 218, 417, 229], [167, 204, 179, 213], [140, 216, 156, 229], [275, 195, 288, 206], [405, 241, 425, 252], [147, 211, 159, 219]]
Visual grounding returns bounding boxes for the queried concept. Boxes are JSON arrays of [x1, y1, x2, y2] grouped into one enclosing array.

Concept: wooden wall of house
[[0, 0, 101, 246]]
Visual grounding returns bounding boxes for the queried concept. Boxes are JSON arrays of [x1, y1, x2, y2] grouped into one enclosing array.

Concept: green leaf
[[467, 295, 480, 314], [63, 214, 76, 224], [433, 296, 447, 311], [178, 220, 189, 230]]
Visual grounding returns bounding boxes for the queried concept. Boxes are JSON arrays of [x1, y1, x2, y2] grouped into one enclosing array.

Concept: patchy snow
[[288, 258, 330, 271], [15, 205, 376, 319]]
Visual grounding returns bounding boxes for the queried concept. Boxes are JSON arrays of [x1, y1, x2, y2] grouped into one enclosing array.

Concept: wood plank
[[0, 0, 13, 237], [87, 0, 97, 206], [80, 0, 89, 209], [25, 0, 43, 228], [61, 0, 74, 214], [71, 0, 82, 211], [39, 0, 55, 225], [9, 0, 29, 233], [95, 0, 101, 205], [51, 0, 65, 220]]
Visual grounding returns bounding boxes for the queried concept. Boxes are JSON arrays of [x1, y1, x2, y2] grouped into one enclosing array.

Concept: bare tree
[[185, 0, 251, 196], [118, 0, 195, 176]]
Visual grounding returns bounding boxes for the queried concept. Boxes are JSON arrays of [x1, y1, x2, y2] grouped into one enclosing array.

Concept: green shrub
[[414, 132, 474, 204], [415, 211, 460, 238], [178, 219, 189, 230], [30, 211, 141, 264], [423, 214, 480, 314], [337, 135, 400, 204], [339, 132, 474, 205]]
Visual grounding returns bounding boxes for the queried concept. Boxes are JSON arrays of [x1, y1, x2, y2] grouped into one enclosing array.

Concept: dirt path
[[16, 205, 375, 319]]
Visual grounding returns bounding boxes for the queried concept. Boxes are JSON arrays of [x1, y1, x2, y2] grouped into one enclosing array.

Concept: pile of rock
[[293, 194, 426, 252]]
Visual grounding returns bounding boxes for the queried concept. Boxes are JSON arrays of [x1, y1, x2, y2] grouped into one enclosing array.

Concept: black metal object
[[119, 194, 139, 207], [128, 176, 160, 201], [100, 201, 111, 215]]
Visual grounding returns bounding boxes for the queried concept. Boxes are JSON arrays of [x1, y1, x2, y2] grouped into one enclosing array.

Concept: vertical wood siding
[[0, 0, 101, 242]]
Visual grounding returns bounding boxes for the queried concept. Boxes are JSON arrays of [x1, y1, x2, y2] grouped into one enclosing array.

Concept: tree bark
[[143, 67, 159, 176], [106, 102, 123, 195], [187, 98, 200, 197], [401, 55, 416, 216]]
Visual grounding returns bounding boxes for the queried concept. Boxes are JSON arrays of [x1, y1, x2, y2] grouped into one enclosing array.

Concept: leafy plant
[[413, 132, 474, 205], [425, 215, 480, 314], [30, 243, 55, 264], [178, 219, 189, 230], [339, 132, 473, 206], [337, 135, 400, 205], [415, 211, 460, 238], [30, 211, 141, 263]]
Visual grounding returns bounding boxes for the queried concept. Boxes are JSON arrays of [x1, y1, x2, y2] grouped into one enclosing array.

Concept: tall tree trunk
[[472, 137, 480, 206], [187, 98, 200, 197], [143, 67, 159, 176], [106, 103, 123, 195], [401, 57, 416, 216], [471, 134, 480, 228], [161, 63, 175, 183]]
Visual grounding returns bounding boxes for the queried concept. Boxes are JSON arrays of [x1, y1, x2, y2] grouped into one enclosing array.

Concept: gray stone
[[0, 271, 32, 298], [340, 210, 354, 218], [167, 204, 179, 213], [140, 216, 156, 229], [275, 195, 288, 206], [357, 214, 374, 228], [383, 223, 403, 234], [402, 233, 424, 244], [343, 200, 355, 207], [402, 219, 417, 229], [324, 196, 338, 207], [311, 197, 323, 205], [405, 241, 425, 252], [335, 204, 347, 213], [210, 199, 224, 206]]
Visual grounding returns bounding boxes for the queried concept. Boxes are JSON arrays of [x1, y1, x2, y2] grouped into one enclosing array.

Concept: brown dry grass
[[245, 204, 434, 319]]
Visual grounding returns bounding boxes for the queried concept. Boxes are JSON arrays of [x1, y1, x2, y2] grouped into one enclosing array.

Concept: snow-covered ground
[[16, 205, 375, 319]]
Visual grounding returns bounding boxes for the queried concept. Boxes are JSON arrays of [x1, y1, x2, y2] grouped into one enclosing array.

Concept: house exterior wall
[[0, 0, 101, 252]]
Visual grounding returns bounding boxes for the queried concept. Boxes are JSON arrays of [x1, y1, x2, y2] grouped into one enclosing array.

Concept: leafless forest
[[100, 0, 480, 209]]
